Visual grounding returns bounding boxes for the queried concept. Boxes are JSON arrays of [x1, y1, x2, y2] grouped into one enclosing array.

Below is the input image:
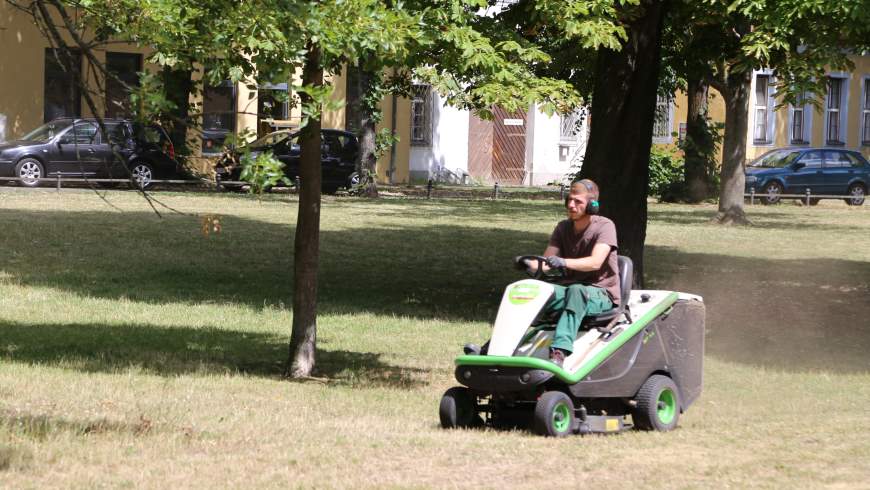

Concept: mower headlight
[[462, 370, 472, 380]]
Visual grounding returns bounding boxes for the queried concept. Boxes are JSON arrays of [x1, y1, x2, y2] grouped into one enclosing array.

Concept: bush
[[649, 146, 684, 198]]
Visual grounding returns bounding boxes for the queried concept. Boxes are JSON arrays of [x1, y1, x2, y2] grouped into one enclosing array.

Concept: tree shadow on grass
[[0, 321, 427, 388], [1, 207, 869, 375], [342, 196, 563, 222], [0, 209, 545, 322]]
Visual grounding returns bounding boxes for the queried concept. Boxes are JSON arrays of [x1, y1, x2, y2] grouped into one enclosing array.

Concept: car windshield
[[20, 120, 74, 143], [749, 150, 802, 168], [247, 131, 293, 150]]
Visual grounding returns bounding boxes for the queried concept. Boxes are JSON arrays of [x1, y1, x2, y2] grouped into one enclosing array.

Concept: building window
[[257, 83, 288, 136], [652, 95, 673, 143], [560, 107, 585, 141], [105, 52, 142, 118], [44, 48, 82, 122], [826, 77, 846, 145], [753, 74, 773, 144], [345, 68, 361, 134], [862, 78, 870, 145], [790, 92, 810, 144], [202, 78, 236, 153], [410, 84, 431, 146]]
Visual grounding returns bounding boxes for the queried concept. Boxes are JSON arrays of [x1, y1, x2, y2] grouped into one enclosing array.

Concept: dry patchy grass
[[0, 188, 869, 488]]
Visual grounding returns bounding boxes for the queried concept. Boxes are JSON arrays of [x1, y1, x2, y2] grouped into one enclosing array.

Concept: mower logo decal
[[508, 283, 540, 305]]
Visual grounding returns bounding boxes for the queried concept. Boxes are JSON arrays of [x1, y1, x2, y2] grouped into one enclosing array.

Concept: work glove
[[545, 256, 567, 270]]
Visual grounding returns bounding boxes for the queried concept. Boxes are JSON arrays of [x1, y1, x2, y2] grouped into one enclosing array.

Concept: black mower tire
[[633, 375, 681, 431], [439, 387, 477, 429], [533, 391, 574, 437]]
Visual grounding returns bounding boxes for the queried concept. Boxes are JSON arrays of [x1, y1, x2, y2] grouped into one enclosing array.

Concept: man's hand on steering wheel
[[545, 256, 566, 270], [514, 255, 566, 280]]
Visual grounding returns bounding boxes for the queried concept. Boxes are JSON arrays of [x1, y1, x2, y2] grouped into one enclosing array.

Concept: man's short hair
[[571, 178, 600, 200]]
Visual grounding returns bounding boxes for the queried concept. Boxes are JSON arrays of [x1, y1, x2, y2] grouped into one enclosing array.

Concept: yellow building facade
[[0, 3, 157, 140], [0, 3, 417, 182], [660, 54, 870, 163], [6, 2, 868, 182]]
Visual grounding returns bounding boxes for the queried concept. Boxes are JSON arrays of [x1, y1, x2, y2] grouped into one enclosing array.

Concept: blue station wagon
[[745, 148, 869, 205]]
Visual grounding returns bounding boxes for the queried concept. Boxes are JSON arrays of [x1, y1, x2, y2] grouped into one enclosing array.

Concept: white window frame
[[861, 75, 870, 146], [560, 107, 586, 144], [788, 90, 812, 145], [651, 94, 674, 144], [752, 71, 775, 146], [410, 84, 432, 147], [824, 74, 849, 146]]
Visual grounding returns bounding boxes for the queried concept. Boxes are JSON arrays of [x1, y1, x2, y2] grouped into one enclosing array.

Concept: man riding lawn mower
[[439, 180, 705, 436]]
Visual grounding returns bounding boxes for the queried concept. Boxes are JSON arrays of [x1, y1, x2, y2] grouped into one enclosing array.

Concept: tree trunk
[[580, 0, 668, 287], [288, 43, 323, 378], [161, 67, 193, 158], [683, 77, 711, 202], [349, 67, 379, 197], [714, 69, 752, 225]]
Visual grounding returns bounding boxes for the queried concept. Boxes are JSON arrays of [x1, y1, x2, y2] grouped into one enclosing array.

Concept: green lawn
[[1, 188, 869, 488]]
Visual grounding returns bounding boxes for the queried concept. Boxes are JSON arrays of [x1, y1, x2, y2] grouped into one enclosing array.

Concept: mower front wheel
[[439, 387, 477, 429], [633, 375, 680, 431], [533, 391, 575, 437]]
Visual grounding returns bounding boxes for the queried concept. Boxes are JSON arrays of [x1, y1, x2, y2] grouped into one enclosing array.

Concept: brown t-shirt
[[547, 216, 620, 305]]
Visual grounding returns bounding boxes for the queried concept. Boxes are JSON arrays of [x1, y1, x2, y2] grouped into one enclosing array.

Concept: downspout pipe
[[389, 92, 397, 185]]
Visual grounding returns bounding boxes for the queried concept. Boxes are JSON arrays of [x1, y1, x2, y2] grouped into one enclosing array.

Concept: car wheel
[[347, 171, 361, 189], [845, 183, 866, 206], [533, 391, 575, 437], [762, 181, 783, 205], [15, 158, 44, 187], [632, 374, 680, 431], [129, 161, 155, 189]]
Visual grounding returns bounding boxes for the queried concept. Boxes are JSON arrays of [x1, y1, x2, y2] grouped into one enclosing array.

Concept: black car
[[216, 129, 360, 194], [0, 118, 178, 188]]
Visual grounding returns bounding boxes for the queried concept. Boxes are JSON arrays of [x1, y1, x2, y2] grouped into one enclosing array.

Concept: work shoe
[[463, 343, 481, 355], [549, 348, 566, 367]]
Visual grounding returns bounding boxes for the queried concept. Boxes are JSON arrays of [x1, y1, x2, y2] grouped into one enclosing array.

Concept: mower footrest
[[576, 415, 627, 434]]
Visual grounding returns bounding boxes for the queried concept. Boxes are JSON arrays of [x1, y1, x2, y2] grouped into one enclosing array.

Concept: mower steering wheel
[[515, 255, 562, 280]]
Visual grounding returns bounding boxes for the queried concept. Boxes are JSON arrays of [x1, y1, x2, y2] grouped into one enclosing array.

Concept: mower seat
[[581, 255, 633, 327]]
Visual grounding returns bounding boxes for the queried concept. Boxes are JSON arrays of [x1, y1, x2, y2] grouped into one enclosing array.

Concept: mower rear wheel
[[633, 375, 680, 431], [439, 387, 477, 429], [533, 391, 574, 437]]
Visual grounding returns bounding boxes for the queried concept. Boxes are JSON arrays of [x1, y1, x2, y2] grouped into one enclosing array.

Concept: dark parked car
[[745, 148, 869, 205], [216, 129, 360, 194], [0, 118, 178, 188]]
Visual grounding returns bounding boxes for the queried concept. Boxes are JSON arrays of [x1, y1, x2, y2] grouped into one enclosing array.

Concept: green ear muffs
[[587, 199, 599, 215]]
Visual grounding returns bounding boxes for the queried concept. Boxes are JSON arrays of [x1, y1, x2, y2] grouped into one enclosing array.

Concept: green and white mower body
[[440, 265, 705, 436]]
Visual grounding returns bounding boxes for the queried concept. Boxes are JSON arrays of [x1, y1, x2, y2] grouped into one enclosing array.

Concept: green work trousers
[[546, 284, 613, 353]]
